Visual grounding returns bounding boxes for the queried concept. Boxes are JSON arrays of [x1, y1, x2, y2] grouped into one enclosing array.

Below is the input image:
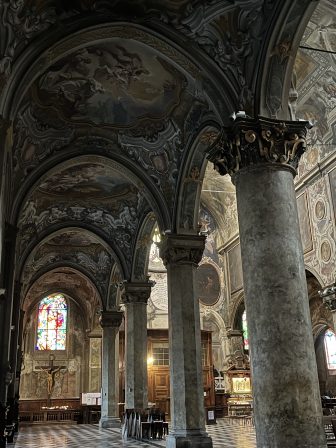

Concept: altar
[[226, 369, 252, 416]]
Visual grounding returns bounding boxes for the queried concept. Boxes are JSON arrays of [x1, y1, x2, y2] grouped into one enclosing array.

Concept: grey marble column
[[160, 235, 212, 448], [121, 281, 152, 410], [99, 310, 123, 428], [208, 116, 326, 448]]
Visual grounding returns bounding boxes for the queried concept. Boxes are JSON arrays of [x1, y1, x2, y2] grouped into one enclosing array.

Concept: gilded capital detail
[[207, 116, 312, 177], [159, 234, 205, 267]]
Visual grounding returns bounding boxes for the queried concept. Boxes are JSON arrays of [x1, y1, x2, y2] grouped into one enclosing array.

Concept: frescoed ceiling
[[20, 228, 115, 304], [17, 159, 148, 271], [201, 0, 336, 252], [35, 41, 186, 128], [3, 0, 332, 313], [295, 0, 336, 177]]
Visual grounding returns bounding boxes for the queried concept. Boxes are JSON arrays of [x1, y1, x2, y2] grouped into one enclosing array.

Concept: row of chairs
[[121, 408, 168, 440]]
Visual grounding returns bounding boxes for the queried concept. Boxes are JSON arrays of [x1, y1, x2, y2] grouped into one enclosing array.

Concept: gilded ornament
[[243, 130, 256, 143]]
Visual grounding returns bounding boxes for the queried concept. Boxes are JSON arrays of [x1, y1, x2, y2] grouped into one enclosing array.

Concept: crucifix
[[35, 354, 66, 406]]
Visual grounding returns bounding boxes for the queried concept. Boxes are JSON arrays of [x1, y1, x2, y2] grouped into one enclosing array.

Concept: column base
[[166, 431, 213, 448], [99, 416, 121, 428]]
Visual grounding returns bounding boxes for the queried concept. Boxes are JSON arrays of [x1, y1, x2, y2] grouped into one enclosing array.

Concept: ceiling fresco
[[21, 230, 113, 301], [295, 0, 336, 178], [36, 41, 186, 127], [37, 163, 135, 199], [17, 161, 148, 269]]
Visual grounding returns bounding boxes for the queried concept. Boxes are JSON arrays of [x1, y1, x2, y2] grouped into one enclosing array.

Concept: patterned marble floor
[[10, 418, 256, 448]]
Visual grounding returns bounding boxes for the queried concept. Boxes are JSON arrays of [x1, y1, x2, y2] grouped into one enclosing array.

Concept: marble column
[[121, 281, 152, 410], [160, 234, 212, 448], [208, 116, 326, 448], [99, 310, 123, 428]]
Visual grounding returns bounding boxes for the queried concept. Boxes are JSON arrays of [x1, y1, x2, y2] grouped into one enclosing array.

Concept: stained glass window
[[242, 310, 249, 351], [324, 329, 336, 370], [36, 293, 67, 350]]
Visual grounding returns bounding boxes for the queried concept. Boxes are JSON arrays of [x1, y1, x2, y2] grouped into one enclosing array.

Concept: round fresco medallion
[[315, 200, 326, 220], [196, 263, 220, 306], [321, 241, 332, 262]]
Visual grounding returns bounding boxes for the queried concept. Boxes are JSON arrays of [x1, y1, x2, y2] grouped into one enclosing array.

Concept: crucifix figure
[[35, 354, 66, 405]]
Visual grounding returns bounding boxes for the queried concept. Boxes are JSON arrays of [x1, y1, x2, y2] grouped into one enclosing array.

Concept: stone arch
[[22, 266, 102, 334], [1, 22, 235, 122], [23, 261, 103, 303], [230, 292, 245, 330], [257, 0, 318, 119], [12, 153, 170, 234], [131, 211, 157, 282], [17, 225, 123, 285], [175, 123, 220, 233]]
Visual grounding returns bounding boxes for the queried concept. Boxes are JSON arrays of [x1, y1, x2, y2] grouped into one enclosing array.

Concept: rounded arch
[[17, 225, 126, 283], [131, 211, 157, 282], [22, 261, 104, 308], [257, 0, 318, 119], [1, 22, 236, 123], [230, 291, 245, 330], [305, 266, 326, 290], [22, 266, 103, 331], [175, 122, 220, 233], [12, 153, 170, 233]]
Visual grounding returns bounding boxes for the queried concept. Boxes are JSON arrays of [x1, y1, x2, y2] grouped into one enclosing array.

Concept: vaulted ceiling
[[0, 0, 334, 323]]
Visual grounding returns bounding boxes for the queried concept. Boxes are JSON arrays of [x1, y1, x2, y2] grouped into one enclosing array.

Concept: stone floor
[[10, 419, 256, 448]]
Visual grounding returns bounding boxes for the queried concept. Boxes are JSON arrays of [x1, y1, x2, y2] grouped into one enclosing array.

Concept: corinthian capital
[[120, 281, 153, 305], [99, 310, 124, 328], [159, 234, 205, 267], [207, 116, 312, 177]]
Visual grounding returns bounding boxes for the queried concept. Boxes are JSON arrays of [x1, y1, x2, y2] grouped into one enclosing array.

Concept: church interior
[[0, 1, 335, 447]]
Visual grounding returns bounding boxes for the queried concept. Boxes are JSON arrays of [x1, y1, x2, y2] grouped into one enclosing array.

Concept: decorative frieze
[[159, 234, 205, 267], [207, 116, 312, 177]]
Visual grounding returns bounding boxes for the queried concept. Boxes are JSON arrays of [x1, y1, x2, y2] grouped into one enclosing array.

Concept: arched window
[[36, 293, 67, 350], [242, 310, 249, 351], [324, 329, 336, 370]]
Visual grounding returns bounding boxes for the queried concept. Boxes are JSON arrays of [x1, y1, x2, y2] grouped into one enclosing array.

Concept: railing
[[20, 410, 82, 423]]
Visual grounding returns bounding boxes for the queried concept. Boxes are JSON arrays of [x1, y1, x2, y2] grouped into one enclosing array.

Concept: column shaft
[[99, 310, 123, 428], [207, 116, 326, 448], [235, 165, 325, 447], [121, 282, 151, 410], [161, 235, 212, 448]]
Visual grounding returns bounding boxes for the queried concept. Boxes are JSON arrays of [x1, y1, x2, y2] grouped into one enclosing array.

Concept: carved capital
[[159, 234, 205, 267], [120, 281, 153, 305], [99, 310, 124, 328], [207, 116, 312, 177], [319, 283, 336, 312]]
